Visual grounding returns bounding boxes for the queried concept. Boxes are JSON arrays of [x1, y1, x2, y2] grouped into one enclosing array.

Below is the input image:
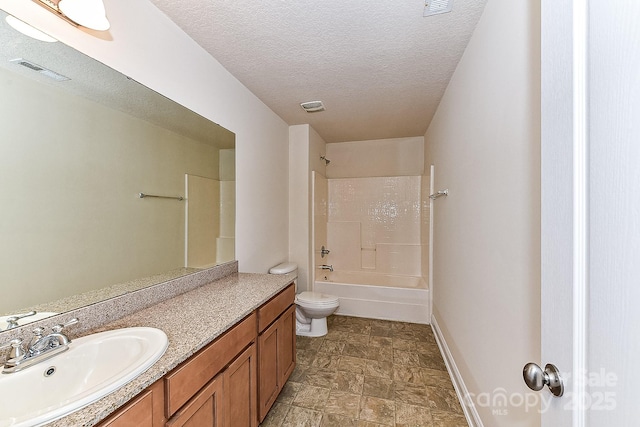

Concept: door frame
[[540, 0, 588, 425]]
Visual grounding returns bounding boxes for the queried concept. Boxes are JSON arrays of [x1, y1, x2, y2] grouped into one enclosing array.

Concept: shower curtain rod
[[429, 189, 449, 200]]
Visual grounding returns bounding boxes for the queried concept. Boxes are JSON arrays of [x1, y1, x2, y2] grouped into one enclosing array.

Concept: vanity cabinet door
[[258, 319, 280, 421], [278, 305, 296, 387], [257, 303, 296, 422], [224, 344, 258, 427], [165, 374, 224, 427], [98, 380, 165, 427]]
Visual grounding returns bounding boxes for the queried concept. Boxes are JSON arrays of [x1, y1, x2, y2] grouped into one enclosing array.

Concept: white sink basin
[[0, 327, 168, 427], [0, 312, 58, 331]]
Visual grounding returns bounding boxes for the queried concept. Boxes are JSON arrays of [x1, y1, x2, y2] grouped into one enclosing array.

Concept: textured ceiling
[[149, 0, 488, 143]]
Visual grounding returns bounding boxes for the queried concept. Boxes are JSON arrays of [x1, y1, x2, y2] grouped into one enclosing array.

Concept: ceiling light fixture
[[34, 0, 110, 31], [5, 15, 58, 42], [300, 101, 325, 113]]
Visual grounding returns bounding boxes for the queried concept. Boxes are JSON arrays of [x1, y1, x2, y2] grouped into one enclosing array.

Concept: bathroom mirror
[[0, 9, 235, 330]]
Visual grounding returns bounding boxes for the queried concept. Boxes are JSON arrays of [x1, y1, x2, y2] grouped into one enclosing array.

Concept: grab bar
[[429, 189, 449, 200]]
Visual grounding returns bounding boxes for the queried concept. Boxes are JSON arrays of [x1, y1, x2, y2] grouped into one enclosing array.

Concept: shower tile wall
[[327, 176, 422, 276]]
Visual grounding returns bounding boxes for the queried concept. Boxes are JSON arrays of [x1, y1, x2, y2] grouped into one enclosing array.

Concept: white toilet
[[269, 262, 340, 337]]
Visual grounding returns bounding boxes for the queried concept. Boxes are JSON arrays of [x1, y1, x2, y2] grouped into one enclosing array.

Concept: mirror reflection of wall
[[0, 11, 235, 321], [185, 150, 236, 268], [0, 65, 234, 313], [218, 149, 236, 263]]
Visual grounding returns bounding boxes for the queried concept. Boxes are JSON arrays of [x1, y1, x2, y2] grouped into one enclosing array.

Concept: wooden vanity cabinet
[[257, 284, 296, 422], [96, 283, 295, 427], [164, 312, 257, 427], [164, 344, 257, 427]]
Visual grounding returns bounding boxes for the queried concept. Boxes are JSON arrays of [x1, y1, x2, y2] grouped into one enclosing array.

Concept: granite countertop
[[46, 272, 295, 427]]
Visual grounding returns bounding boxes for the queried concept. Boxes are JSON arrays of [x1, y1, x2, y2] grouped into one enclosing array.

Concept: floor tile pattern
[[260, 316, 468, 427]]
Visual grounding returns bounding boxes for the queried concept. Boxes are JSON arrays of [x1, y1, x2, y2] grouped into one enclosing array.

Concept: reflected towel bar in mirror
[[139, 192, 185, 201]]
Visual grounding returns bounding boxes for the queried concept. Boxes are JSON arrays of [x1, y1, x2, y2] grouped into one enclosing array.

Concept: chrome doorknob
[[523, 363, 564, 397]]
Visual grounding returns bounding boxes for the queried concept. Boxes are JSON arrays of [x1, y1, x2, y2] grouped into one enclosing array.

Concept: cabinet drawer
[[165, 312, 256, 416], [257, 284, 295, 332]]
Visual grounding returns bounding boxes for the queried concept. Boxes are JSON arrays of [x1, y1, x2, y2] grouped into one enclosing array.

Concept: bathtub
[[314, 270, 430, 324]]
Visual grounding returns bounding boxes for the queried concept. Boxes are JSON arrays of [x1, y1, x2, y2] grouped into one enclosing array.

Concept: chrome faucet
[[318, 264, 334, 272], [0, 318, 78, 374]]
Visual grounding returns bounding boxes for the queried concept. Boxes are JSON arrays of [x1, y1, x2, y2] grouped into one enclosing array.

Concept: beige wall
[[326, 137, 424, 178], [185, 175, 220, 269], [289, 125, 311, 290], [218, 149, 236, 263], [424, 0, 540, 425], [288, 124, 327, 291], [0, 0, 290, 274]]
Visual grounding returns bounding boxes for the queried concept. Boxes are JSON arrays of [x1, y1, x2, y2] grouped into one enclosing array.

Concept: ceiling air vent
[[423, 0, 453, 17], [9, 58, 70, 81], [300, 101, 325, 113]]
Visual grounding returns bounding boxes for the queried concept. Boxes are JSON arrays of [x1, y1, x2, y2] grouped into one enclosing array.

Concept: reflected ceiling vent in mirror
[[34, 0, 111, 31], [9, 58, 70, 81], [300, 101, 325, 113], [423, 0, 453, 16]]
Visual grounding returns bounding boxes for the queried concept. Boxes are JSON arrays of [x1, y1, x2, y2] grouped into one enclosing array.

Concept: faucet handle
[[4, 311, 37, 330], [51, 317, 79, 333], [0, 338, 26, 360], [51, 318, 79, 334]]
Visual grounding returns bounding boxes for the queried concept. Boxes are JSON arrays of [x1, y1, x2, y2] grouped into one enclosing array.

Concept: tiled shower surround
[[326, 176, 424, 276]]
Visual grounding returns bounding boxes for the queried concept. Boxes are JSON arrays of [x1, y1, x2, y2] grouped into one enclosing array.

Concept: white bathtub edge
[[335, 297, 430, 324], [431, 314, 484, 427]]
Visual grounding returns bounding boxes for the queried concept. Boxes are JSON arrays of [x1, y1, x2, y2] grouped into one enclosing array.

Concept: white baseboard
[[431, 314, 484, 427]]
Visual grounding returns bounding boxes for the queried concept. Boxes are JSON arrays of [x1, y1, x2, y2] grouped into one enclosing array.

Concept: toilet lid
[[296, 291, 339, 305]]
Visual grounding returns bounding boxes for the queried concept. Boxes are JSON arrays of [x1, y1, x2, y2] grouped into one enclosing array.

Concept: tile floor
[[260, 315, 469, 427]]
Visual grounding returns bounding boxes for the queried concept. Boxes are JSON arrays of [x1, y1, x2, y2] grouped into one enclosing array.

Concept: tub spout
[[318, 264, 334, 272]]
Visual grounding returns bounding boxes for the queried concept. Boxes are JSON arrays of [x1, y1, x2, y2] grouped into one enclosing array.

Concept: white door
[[539, 0, 640, 425]]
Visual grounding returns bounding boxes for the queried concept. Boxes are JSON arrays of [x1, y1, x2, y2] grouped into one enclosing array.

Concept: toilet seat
[[295, 291, 339, 306]]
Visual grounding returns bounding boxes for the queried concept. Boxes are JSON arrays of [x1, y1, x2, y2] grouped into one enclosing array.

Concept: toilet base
[[296, 317, 328, 337]]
